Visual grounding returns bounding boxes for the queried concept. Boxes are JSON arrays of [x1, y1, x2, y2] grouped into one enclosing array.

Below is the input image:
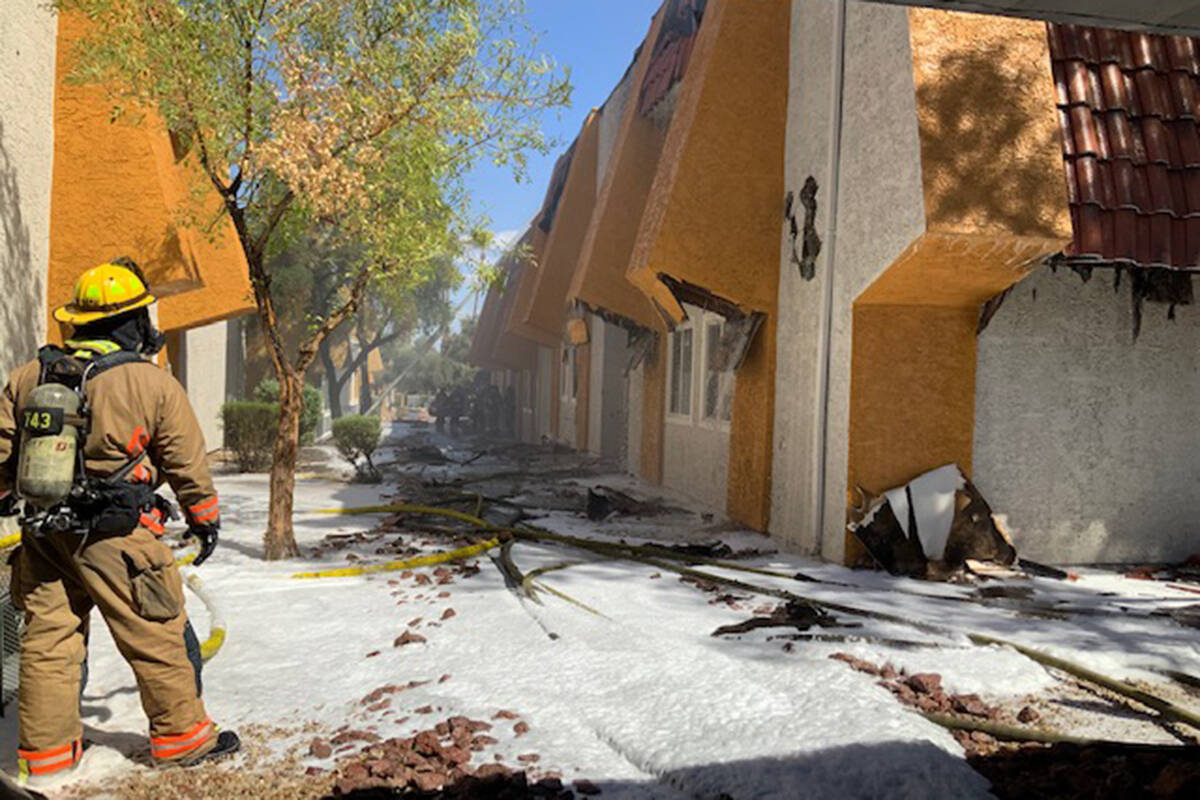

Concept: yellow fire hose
[[290, 538, 502, 579]]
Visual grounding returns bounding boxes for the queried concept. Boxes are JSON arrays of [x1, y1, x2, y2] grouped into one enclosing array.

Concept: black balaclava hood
[[73, 307, 166, 356]]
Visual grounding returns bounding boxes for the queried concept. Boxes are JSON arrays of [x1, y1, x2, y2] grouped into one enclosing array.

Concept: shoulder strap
[[88, 350, 145, 378]]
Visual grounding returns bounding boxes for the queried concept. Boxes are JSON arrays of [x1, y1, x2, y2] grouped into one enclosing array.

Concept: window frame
[[698, 312, 734, 431], [666, 320, 695, 423], [665, 306, 735, 429]]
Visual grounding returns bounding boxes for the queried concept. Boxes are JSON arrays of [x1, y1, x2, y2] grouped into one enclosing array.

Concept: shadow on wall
[[0, 121, 44, 374], [915, 42, 1062, 238]]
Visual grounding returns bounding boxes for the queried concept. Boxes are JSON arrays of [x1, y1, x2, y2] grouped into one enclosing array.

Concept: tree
[[60, 0, 570, 558]]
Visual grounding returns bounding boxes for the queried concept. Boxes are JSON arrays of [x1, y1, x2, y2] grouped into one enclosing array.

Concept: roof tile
[[1054, 22, 1200, 268], [1168, 36, 1200, 73]]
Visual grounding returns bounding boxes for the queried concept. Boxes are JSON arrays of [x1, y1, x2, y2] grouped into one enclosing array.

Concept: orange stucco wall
[[625, 0, 789, 530], [847, 304, 978, 500], [909, 7, 1069, 242], [628, 0, 790, 321], [501, 224, 553, 348], [842, 8, 1073, 562], [518, 113, 601, 346], [469, 285, 504, 369], [568, 9, 668, 332], [49, 12, 252, 339]]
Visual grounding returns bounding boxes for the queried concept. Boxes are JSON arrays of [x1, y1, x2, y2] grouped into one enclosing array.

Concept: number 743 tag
[[21, 407, 65, 436]]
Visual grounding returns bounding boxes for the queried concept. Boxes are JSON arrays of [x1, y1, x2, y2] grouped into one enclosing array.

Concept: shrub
[[221, 402, 277, 472], [332, 414, 383, 482], [253, 379, 323, 444]]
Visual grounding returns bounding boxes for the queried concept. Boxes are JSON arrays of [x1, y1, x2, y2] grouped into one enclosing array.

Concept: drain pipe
[[812, 0, 849, 559]]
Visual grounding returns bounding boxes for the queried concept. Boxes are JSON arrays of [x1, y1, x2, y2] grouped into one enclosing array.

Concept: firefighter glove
[[185, 523, 219, 567]]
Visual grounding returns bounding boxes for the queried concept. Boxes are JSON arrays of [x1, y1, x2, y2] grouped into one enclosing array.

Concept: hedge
[[332, 414, 382, 482], [221, 402, 277, 472], [252, 379, 323, 445]]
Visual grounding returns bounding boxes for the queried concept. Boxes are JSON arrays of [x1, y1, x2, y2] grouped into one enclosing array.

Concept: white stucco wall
[[771, 0, 926, 559], [557, 348, 578, 449], [179, 321, 230, 452], [0, 4, 56, 377], [536, 346, 554, 442], [975, 268, 1200, 564], [585, 315, 630, 462], [626, 358, 645, 477], [596, 67, 634, 194], [663, 419, 730, 514]]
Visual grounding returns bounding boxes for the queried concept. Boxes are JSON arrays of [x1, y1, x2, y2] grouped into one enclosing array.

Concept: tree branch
[[294, 265, 372, 374]]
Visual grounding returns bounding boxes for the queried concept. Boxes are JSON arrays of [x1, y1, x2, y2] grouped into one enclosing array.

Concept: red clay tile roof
[[1050, 23, 1200, 269]]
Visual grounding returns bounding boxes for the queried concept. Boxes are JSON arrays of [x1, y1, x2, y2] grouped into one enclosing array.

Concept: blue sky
[[454, 0, 661, 319]]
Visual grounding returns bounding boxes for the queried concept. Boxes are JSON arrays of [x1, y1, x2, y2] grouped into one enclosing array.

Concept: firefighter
[[0, 261, 238, 788]]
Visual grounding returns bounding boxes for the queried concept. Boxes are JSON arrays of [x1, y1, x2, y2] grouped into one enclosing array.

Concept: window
[[702, 320, 734, 424], [668, 326, 693, 416], [667, 307, 734, 427]]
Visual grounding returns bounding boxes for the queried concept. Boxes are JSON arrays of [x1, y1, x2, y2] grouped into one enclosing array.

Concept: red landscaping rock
[[394, 631, 427, 647], [1017, 706, 1040, 724], [471, 735, 499, 750], [475, 763, 511, 780], [513, 721, 530, 736], [408, 617, 423, 627], [493, 709, 520, 720], [439, 673, 452, 683], [952, 694, 992, 718], [437, 591, 451, 598], [415, 705, 434, 714], [442, 608, 457, 620], [414, 574, 432, 585], [517, 753, 540, 763], [309, 738, 333, 759], [412, 771, 447, 792], [906, 673, 943, 695]]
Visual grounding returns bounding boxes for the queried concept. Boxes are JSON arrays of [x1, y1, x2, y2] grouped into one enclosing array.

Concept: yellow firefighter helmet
[[53, 261, 157, 326]]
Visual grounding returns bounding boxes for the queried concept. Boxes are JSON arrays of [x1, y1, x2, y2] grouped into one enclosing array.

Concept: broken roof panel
[[1051, 22, 1200, 269]]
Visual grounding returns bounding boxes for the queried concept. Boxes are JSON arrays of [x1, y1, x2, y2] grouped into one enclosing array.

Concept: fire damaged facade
[[471, 0, 1200, 567]]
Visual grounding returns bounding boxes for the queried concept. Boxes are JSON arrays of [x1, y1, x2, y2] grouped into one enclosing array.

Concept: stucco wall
[[536, 346, 554, 442], [975, 268, 1200, 564], [596, 69, 634, 194], [627, 360, 645, 476], [663, 418, 731, 515], [0, 4, 56, 376], [585, 316, 631, 462], [179, 321, 229, 452], [771, 0, 926, 558]]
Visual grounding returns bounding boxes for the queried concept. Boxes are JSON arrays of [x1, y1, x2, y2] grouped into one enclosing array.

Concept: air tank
[[16, 383, 81, 508]]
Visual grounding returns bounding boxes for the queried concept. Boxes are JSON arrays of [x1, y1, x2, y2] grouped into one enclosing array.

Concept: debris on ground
[[584, 486, 676, 521], [711, 600, 841, 637], [59, 422, 1200, 799], [849, 464, 1017, 580]]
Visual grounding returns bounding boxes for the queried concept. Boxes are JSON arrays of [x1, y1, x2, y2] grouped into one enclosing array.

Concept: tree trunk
[[319, 337, 345, 419], [264, 371, 303, 560], [358, 356, 372, 414]]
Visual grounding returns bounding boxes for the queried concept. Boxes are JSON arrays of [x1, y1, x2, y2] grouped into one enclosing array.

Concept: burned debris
[[849, 465, 1017, 581]]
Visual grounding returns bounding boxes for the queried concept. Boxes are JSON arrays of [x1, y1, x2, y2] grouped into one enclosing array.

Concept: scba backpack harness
[[15, 342, 176, 538]]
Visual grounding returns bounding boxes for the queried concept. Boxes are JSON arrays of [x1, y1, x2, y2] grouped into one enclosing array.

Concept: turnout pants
[[11, 528, 215, 777]]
